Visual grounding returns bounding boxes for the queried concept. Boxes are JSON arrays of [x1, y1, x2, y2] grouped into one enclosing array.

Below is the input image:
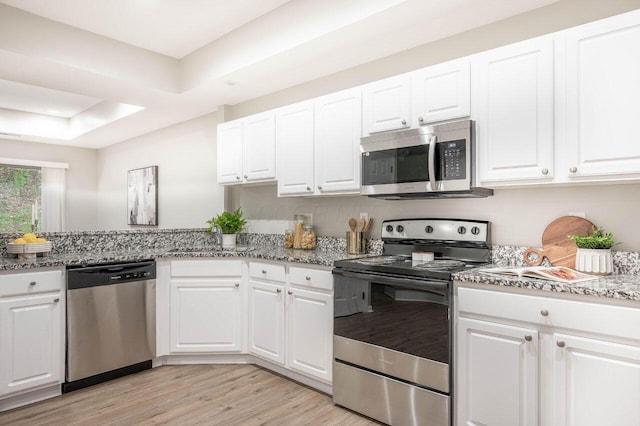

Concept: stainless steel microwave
[[360, 119, 492, 199]]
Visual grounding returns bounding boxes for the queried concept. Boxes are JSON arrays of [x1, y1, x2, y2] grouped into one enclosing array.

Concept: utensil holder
[[346, 231, 367, 254]]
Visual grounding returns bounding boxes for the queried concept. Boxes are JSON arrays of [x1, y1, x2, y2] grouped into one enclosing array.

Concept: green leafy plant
[[206, 208, 247, 234], [568, 226, 618, 249]]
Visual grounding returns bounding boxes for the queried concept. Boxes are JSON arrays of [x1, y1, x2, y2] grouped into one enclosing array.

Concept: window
[[0, 158, 68, 233], [0, 165, 41, 233]]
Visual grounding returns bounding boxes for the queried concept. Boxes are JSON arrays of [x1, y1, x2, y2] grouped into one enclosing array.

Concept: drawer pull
[[276, 288, 282, 294], [305, 276, 311, 281], [524, 335, 532, 342], [53, 298, 60, 303], [29, 281, 37, 286], [235, 283, 240, 288], [261, 270, 267, 274], [540, 309, 549, 317], [288, 290, 293, 295], [557, 341, 566, 348]]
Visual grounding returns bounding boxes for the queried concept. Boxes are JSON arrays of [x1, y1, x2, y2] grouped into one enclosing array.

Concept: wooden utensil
[[357, 217, 366, 232], [348, 218, 357, 232], [524, 216, 595, 267], [363, 218, 373, 233]]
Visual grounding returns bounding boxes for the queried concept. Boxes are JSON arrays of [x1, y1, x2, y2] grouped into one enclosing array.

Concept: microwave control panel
[[440, 140, 466, 180]]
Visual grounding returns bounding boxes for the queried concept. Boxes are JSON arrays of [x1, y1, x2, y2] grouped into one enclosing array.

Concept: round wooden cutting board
[[524, 216, 595, 267]]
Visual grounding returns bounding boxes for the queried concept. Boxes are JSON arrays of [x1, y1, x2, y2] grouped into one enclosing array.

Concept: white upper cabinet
[[217, 119, 243, 184], [276, 101, 315, 196], [243, 111, 276, 183], [564, 10, 640, 181], [362, 74, 411, 135], [411, 58, 471, 125], [314, 88, 362, 194], [217, 112, 276, 185], [475, 36, 555, 185]]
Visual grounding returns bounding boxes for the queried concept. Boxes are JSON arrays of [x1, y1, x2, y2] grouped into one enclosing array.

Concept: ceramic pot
[[222, 233, 237, 250], [575, 248, 613, 275]]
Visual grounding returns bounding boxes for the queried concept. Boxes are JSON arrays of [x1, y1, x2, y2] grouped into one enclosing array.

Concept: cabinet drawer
[[458, 287, 640, 341], [171, 260, 242, 277], [289, 266, 332, 291], [0, 270, 63, 297], [249, 261, 285, 282]]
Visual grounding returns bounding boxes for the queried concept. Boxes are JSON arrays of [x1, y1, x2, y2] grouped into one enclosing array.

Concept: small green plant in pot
[[206, 208, 247, 249], [568, 226, 618, 275]]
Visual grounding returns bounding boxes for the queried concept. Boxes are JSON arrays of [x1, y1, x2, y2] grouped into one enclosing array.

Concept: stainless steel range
[[332, 218, 491, 426]]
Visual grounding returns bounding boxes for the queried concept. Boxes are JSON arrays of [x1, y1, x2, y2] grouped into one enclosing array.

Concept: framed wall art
[[127, 166, 158, 226]]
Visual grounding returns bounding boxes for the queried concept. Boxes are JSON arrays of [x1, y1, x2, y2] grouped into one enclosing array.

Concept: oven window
[[334, 282, 449, 364], [362, 145, 430, 185]]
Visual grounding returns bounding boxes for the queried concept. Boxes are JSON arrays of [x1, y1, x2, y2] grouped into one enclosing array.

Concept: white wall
[[231, 183, 640, 251], [227, 0, 640, 252], [0, 137, 97, 230], [96, 112, 224, 230]]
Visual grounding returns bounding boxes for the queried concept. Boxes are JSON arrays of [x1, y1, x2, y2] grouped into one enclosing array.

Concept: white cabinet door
[[276, 101, 315, 196], [170, 279, 242, 353], [476, 36, 555, 185], [286, 287, 333, 383], [243, 111, 276, 182], [412, 58, 470, 125], [248, 280, 285, 364], [551, 333, 640, 426], [565, 11, 640, 180], [362, 74, 411, 134], [0, 293, 62, 396], [457, 317, 538, 426], [314, 88, 362, 194], [217, 119, 243, 184]]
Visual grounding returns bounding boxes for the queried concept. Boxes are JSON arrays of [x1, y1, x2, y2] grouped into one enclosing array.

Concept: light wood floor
[[0, 365, 379, 425]]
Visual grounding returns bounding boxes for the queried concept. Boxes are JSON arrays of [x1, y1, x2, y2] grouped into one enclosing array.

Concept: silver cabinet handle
[[541, 168, 549, 175], [262, 270, 267, 274], [401, 119, 407, 125], [524, 335, 532, 342], [235, 283, 240, 288], [288, 290, 293, 295], [569, 167, 577, 173], [418, 117, 424, 123], [236, 175, 241, 180], [540, 309, 549, 317], [305, 276, 311, 281], [557, 341, 565, 348], [244, 175, 248, 179], [29, 281, 36, 286], [306, 186, 311, 191], [317, 185, 323, 190], [276, 288, 282, 294], [53, 297, 60, 303]]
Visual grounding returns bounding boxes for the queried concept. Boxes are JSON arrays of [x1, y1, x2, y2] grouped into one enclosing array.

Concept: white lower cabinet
[[286, 286, 333, 383], [456, 285, 640, 426], [0, 270, 64, 401], [169, 260, 243, 353], [457, 318, 538, 426]]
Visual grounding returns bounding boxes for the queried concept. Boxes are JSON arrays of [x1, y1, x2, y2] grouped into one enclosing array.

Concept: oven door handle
[[333, 269, 449, 292]]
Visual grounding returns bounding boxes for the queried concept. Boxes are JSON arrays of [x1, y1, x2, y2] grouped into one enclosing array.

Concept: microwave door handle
[[428, 134, 438, 191]]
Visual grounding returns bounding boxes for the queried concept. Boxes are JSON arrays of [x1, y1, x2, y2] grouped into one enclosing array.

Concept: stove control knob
[[385, 225, 394, 233], [458, 226, 467, 234], [396, 225, 404, 233], [471, 226, 480, 235], [425, 226, 434, 234]]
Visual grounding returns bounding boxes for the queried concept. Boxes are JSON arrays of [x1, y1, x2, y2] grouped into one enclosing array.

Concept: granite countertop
[[0, 245, 367, 271], [453, 266, 640, 302]]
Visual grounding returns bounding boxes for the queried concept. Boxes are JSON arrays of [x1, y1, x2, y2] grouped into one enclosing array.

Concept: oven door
[[333, 269, 451, 393]]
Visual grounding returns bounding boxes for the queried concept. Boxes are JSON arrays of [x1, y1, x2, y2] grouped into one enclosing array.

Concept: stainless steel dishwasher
[[64, 260, 156, 393]]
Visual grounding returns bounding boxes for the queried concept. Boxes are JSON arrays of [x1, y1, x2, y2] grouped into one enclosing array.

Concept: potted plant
[[568, 226, 618, 275], [206, 208, 247, 250]]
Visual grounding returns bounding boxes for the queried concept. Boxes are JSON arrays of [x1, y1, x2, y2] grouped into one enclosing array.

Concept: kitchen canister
[[575, 248, 613, 275], [346, 231, 366, 254]]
